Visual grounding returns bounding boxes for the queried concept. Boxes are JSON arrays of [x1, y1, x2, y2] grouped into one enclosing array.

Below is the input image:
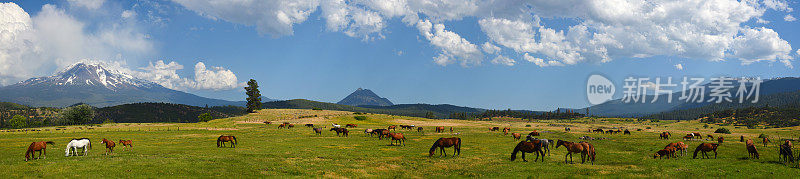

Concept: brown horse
[[693, 143, 719, 159], [388, 125, 397, 131], [503, 128, 509, 135], [217, 135, 237, 148], [305, 124, 314, 127], [491, 127, 500, 131], [278, 124, 287, 129], [264, 121, 272, 124], [330, 128, 349, 137], [346, 124, 357, 128], [740, 136, 744, 142], [683, 134, 694, 140], [101, 138, 116, 155], [528, 131, 540, 137], [435, 126, 445, 133], [387, 133, 405, 146], [510, 140, 545, 162], [512, 133, 522, 140], [745, 139, 759, 159], [717, 136, 724, 144], [24, 141, 54, 161], [664, 142, 688, 156], [429, 137, 461, 157], [593, 129, 604, 133], [417, 127, 423, 133], [287, 124, 295, 129], [555, 140, 595, 164], [762, 137, 770, 147], [313, 128, 323, 135], [780, 140, 794, 163], [654, 148, 672, 159], [623, 129, 631, 135], [660, 132, 670, 139], [118, 140, 133, 151]]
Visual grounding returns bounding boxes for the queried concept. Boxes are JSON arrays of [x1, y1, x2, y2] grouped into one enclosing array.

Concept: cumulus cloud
[[67, 0, 105, 10], [785, 15, 797, 21], [523, 53, 563, 67], [131, 60, 242, 91], [481, 42, 501, 54], [490, 55, 515, 66], [0, 2, 154, 85], [172, 0, 319, 37], [171, 0, 795, 68], [730, 27, 793, 67], [674, 63, 684, 70]]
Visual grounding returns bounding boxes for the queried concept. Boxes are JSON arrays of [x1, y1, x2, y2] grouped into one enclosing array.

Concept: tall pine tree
[[245, 79, 262, 113]]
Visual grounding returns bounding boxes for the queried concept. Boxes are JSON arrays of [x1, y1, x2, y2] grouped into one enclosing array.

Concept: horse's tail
[[217, 137, 221, 147]]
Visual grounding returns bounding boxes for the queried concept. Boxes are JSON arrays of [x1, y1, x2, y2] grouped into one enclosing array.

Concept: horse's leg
[[442, 147, 447, 157], [564, 152, 570, 164], [714, 150, 717, 159], [522, 151, 527, 162]]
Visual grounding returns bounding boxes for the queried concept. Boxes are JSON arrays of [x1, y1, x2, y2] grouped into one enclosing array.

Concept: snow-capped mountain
[[0, 63, 244, 107]]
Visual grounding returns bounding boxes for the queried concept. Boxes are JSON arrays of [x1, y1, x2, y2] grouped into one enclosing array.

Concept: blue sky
[[2, 0, 799, 110]]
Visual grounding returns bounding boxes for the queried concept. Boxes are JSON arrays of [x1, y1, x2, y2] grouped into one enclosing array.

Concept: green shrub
[[703, 124, 709, 128], [646, 127, 652, 129], [354, 116, 367, 121], [714, 128, 731, 134], [525, 124, 531, 127], [60, 104, 94, 125], [102, 118, 115, 124], [198, 113, 213, 122], [312, 108, 322, 110], [9, 115, 27, 129]]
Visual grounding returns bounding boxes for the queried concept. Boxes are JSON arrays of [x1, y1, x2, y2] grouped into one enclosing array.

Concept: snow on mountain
[[16, 63, 158, 91]]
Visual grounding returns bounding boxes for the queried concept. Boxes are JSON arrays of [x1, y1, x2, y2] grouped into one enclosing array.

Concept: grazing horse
[[435, 127, 445, 133], [65, 138, 91, 157], [491, 127, 500, 131], [118, 140, 133, 151], [510, 140, 545, 162], [217, 135, 237, 148], [305, 124, 314, 128], [387, 133, 405, 146], [25, 141, 54, 161], [512, 133, 521, 140], [660, 132, 670, 140], [555, 140, 595, 164], [371, 129, 387, 139], [527, 137, 551, 156], [779, 140, 794, 163], [100, 138, 116, 155], [346, 124, 357, 128], [665, 142, 688, 156], [388, 125, 397, 131], [654, 148, 673, 159], [503, 128, 509, 135], [278, 124, 287, 129], [528, 131, 540, 137], [623, 129, 631, 135], [263, 121, 272, 124], [762, 138, 770, 147], [332, 123, 341, 128], [314, 128, 323, 135], [606, 129, 615, 134], [683, 134, 694, 140], [593, 129, 604, 133], [740, 136, 744, 142], [745, 139, 759, 159], [693, 143, 719, 159], [364, 129, 373, 136], [287, 124, 295, 129], [417, 127, 423, 133], [429, 137, 461, 157], [717, 136, 724, 144], [330, 128, 349, 137], [690, 132, 701, 138]]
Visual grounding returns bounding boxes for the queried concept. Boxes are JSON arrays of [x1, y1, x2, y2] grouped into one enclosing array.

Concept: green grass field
[[2, 109, 800, 178]]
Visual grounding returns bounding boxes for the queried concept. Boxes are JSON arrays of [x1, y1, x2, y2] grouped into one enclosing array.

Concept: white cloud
[[785, 15, 797, 21], [481, 42, 501, 54], [0, 2, 154, 85], [762, 0, 793, 12], [67, 0, 105, 10], [172, 0, 319, 37], [192, 62, 241, 90], [416, 19, 483, 66], [121, 10, 136, 19], [730, 27, 793, 67], [490, 55, 515, 66], [132, 60, 242, 91], [674, 63, 684, 70], [523, 53, 563, 67]]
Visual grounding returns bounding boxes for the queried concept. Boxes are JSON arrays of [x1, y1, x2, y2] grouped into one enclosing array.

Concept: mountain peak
[[337, 88, 394, 106], [17, 62, 155, 91]]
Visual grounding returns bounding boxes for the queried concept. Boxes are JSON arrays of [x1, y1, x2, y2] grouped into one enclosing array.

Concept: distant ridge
[[337, 88, 394, 106]]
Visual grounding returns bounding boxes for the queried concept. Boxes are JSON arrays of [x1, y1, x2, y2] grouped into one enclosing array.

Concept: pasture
[[2, 109, 800, 178]]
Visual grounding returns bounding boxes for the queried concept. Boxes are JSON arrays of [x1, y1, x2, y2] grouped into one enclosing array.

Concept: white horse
[[332, 123, 341, 128], [65, 138, 91, 156], [526, 136, 551, 156]]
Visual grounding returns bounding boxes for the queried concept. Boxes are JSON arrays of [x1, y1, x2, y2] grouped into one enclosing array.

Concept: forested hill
[[645, 89, 800, 121], [263, 99, 484, 119], [95, 103, 246, 123]]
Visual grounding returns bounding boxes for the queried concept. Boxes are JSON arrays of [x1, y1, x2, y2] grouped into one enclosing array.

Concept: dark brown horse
[[278, 124, 287, 129], [330, 128, 349, 137], [623, 129, 631, 135], [101, 138, 116, 155], [305, 124, 314, 128], [217, 135, 237, 148], [665, 142, 688, 156], [762, 137, 770, 147], [528, 131, 540, 137], [435, 126, 445, 133], [717, 136, 724, 144], [417, 127, 423, 133], [491, 127, 500, 131], [660, 132, 670, 139], [593, 129, 605, 133], [346, 124, 357, 128], [555, 140, 595, 164], [264, 121, 272, 124], [745, 139, 759, 159], [693, 143, 719, 159], [387, 133, 405, 146], [313, 128, 323, 135], [780, 140, 794, 163], [510, 140, 545, 162], [654, 148, 672, 159], [388, 125, 397, 131], [287, 124, 295, 129], [118, 140, 133, 151], [24, 141, 54, 161], [429, 137, 461, 157]]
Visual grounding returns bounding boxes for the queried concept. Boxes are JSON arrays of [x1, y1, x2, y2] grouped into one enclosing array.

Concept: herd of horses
[[24, 138, 133, 161], [652, 131, 800, 164]]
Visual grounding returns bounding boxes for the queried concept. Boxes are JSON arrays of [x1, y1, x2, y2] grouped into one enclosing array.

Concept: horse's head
[[555, 140, 565, 148]]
